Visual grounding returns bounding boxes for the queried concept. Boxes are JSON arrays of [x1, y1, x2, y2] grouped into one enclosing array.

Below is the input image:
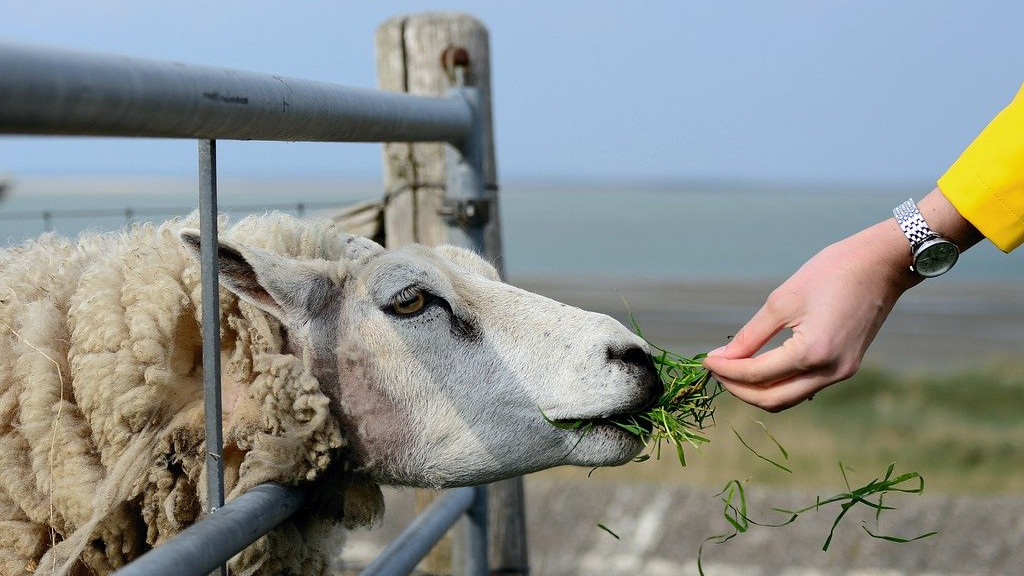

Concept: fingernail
[[707, 345, 727, 357]]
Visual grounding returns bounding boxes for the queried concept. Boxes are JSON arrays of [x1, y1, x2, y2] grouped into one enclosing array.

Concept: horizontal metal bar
[[0, 42, 472, 143], [112, 483, 306, 576], [359, 487, 477, 576]]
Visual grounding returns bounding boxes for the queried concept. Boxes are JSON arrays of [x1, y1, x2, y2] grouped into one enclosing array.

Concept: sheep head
[[180, 230, 661, 489]]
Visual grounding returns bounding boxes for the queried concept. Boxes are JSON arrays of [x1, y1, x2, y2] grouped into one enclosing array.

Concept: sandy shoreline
[[512, 275, 1024, 375]]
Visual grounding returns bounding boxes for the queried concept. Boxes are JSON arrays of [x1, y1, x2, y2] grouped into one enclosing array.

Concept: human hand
[[703, 220, 918, 412], [703, 189, 979, 412]]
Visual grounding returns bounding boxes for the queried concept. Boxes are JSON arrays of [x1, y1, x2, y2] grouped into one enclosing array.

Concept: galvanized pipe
[[198, 140, 227, 576], [358, 486, 487, 576], [0, 42, 472, 143], [442, 86, 489, 255], [112, 483, 306, 576], [464, 485, 489, 576], [198, 140, 225, 514]]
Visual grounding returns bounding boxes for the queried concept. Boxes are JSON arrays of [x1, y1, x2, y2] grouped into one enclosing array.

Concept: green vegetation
[[607, 346, 719, 467], [697, 462, 935, 575]]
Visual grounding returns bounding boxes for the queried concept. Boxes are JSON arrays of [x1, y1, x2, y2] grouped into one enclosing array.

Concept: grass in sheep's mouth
[[543, 322, 720, 466], [609, 344, 720, 465]]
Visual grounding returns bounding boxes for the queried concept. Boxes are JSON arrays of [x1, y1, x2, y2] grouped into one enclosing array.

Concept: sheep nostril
[[607, 345, 663, 401], [607, 344, 649, 367]]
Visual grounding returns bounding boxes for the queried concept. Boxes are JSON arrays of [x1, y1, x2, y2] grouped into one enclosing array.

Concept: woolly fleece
[[0, 213, 383, 576]]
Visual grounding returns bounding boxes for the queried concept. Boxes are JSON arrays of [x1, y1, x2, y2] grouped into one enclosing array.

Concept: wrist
[[865, 218, 922, 293], [917, 188, 983, 251], [889, 188, 981, 280]]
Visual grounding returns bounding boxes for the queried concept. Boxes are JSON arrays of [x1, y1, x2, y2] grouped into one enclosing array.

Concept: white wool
[[0, 213, 372, 576]]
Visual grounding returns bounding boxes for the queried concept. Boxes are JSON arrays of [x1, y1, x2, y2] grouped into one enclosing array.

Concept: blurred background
[[2, 2, 1023, 574]]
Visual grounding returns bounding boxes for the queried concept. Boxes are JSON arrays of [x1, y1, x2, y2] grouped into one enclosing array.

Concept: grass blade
[[597, 523, 621, 540], [731, 426, 793, 473]]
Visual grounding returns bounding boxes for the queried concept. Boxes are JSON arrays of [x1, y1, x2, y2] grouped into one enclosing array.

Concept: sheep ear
[[179, 229, 336, 324]]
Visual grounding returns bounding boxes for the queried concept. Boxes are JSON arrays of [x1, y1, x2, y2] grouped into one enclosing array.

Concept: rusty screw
[[441, 45, 471, 86]]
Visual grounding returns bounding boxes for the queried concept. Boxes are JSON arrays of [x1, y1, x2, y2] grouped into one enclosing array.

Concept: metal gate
[[0, 22, 492, 576]]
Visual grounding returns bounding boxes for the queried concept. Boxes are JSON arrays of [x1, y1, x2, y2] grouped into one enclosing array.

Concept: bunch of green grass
[[540, 332, 721, 467], [610, 343, 722, 466]]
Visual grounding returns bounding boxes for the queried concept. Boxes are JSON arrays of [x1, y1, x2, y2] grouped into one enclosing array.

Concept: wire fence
[[0, 200, 348, 232]]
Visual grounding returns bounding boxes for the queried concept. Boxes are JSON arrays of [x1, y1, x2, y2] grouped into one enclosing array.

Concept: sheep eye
[[391, 289, 427, 315]]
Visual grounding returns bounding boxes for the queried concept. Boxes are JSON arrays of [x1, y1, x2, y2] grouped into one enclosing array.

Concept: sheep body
[[1, 214, 360, 576]]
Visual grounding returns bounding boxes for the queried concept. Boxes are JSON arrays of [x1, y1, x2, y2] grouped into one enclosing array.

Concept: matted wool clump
[[0, 213, 377, 576]]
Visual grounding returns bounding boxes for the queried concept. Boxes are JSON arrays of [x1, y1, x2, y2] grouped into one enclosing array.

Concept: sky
[[1, 1, 1022, 185]]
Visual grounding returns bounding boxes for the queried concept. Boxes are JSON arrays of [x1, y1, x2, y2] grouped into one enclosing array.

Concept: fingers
[[713, 301, 788, 359], [705, 333, 845, 412], [717, 371, 829, 413], [704, 343, 804, 388]]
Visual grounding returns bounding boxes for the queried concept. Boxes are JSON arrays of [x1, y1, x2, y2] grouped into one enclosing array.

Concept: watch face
[[914, 239, 959, 277]]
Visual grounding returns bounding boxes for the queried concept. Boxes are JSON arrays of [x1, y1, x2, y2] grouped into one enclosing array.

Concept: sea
[[0, 175, 1018, 285]]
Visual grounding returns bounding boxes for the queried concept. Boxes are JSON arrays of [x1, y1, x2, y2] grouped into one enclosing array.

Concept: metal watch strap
[[893, 198, 936, 246]]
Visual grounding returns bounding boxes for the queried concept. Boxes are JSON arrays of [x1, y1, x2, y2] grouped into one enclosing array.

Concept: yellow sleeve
[[937, 82, 1024, 252]]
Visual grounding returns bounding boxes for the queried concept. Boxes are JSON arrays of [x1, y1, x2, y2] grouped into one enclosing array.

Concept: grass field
[[535, 358, 1024, 496]]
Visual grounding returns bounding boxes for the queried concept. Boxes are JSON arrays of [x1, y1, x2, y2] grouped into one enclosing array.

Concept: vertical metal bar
[[442, 82, 494, 576], [442, 85, 487, 254], [198, 139, 227, 576], [464, 486, 489, 576]]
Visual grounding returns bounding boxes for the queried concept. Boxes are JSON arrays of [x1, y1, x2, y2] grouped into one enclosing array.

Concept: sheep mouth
[[548, 385, 659, 434], [551, 408, 655, 437], [547, 389, 662, 436]]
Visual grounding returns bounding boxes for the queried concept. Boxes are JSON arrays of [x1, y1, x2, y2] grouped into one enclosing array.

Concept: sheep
[[0, 212, 661, 576]]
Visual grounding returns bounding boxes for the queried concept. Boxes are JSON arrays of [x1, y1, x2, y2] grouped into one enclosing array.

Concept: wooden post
[[376, 12, 502, 263], [376, 12, 527, 576]]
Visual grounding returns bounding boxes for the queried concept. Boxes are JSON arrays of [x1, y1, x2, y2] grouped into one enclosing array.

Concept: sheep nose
[[607, 344, 663, 404]]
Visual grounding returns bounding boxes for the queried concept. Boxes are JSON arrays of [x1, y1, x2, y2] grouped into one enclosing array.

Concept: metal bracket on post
[[442, 86, 486, 251], [438, 198, 490, 228]]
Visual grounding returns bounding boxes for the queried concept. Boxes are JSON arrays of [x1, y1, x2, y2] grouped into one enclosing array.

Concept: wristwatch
[[892, 198, 959, 278]]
